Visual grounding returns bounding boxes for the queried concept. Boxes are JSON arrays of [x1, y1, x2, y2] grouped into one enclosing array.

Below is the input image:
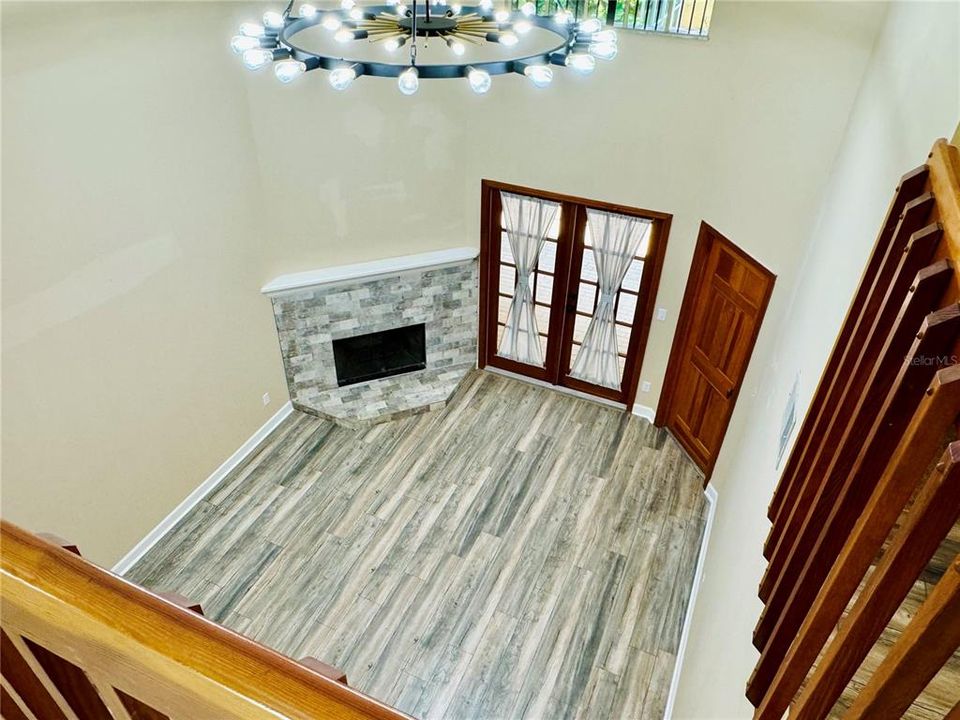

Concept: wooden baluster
[[843, 556, 960, 720], [0, 630, 70, 720], [767, 165, 930, 527], [2, 630, 78, 720], [1, 678, 37, 720], [755, 255, 951, 651], [6, 533, 168, 720], [760, 211, 939, 601], [747, 300, 960, 707], [21, 639, 112, 719], [86, 676, 134, 720], [759, 426, 960, 718]]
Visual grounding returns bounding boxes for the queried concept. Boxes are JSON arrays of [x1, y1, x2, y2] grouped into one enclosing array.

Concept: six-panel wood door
[[658, 223, 774, 477]]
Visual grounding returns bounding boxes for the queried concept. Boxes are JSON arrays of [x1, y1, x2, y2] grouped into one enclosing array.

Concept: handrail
[[0, 519, 412, 720], [749, 138, 960, 718]]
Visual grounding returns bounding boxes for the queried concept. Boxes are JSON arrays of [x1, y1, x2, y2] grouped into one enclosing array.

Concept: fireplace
[[332, 324, 427, 387], [263, 247, 478, 425]]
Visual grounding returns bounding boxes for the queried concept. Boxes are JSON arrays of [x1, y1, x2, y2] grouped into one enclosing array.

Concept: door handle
[[725, 387, 734, 399]]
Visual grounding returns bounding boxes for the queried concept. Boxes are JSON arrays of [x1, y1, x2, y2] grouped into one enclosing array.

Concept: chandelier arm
[[272, 7, 588, 80]]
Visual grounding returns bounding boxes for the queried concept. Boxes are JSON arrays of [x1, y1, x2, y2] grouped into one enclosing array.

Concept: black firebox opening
[[332, 323, 427, 387]]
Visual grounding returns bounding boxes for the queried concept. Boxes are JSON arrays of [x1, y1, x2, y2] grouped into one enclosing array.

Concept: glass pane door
[[494, 208, 562, 367], [479, 181, 669, 409], [562, 213, 651, 392]]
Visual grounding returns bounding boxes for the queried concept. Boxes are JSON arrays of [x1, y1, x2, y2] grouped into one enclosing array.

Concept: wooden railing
[[748, 138, 960, 718], [0, 520, 411, 720]]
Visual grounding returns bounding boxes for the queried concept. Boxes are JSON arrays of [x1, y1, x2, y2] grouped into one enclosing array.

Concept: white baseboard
[[632, 403, 656, 423], [663, 483, 719, 720], [111, 401, 294, 575]]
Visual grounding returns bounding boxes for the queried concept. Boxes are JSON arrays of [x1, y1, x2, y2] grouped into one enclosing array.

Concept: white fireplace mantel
[[260, 247, 479, 296]]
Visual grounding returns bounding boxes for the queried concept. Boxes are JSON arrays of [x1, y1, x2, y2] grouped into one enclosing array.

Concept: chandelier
[[230, 0, 618, 94]]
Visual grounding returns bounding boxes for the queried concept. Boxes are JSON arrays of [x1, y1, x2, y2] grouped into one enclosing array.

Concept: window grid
[[497, 231, 560, 355], [513, 0, 713, 36]]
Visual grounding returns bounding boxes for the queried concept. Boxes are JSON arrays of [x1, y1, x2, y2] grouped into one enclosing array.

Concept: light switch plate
[[641, 381, 652, 393], [262, 392, 271, 406], [655, 307, 667, 321]]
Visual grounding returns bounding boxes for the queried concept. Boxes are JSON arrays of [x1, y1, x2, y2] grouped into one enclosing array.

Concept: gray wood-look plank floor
[[127, 370, 707, 720]]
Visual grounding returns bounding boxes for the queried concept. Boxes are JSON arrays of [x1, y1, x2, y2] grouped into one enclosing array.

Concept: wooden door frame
[[656, 221, 776, 477], [478, 179, 673, 410]]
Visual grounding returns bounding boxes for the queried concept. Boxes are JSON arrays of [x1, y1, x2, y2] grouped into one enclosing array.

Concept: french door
[[478, 180, 671, 409]]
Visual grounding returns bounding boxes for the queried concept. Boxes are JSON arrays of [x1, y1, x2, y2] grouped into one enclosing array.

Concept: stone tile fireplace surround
[[262, 248, 479, 426]]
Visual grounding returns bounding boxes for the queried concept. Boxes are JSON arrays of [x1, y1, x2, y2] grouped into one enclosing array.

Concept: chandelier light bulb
[[231, 0, 617, 92], [322, 14, 342, 30], [274, 59, 306, 82], [589, 40, 618, 60], [578, 17, 602, 33], [239, 22, 266, 37], [467, 66, 491, 94], [262, 10, 285, 28], [565, 51, 595, 74], [398, 66, 420, 95], [329, 65, 358, 90], [231, 35, 261, 54], [242, 48, 274, 70], [524, 64, 553, 87]]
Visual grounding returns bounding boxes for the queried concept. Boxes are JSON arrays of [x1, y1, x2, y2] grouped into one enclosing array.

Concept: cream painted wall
[[672, 2, 960, 717], [457, 0, 886, 407], [3, 0, 886, 569], [0, 3, 292, 564]]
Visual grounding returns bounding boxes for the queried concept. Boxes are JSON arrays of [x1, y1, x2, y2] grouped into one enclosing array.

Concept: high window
[[518, 0, 714, 36]]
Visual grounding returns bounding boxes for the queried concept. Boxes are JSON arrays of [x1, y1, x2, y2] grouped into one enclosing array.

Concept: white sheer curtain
[[497, 192, 559, 367], [569, 209, 651, 388]]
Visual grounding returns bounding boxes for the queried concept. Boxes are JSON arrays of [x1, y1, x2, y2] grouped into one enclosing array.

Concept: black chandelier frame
[[256, 1, 598, 80]]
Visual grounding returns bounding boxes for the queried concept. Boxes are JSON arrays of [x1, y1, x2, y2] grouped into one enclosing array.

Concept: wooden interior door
[[478, 181, 671, 409], [657, 222, 774, 477]]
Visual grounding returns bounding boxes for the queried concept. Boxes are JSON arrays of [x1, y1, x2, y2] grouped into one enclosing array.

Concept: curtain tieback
[[596, 291, 616, 309]]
